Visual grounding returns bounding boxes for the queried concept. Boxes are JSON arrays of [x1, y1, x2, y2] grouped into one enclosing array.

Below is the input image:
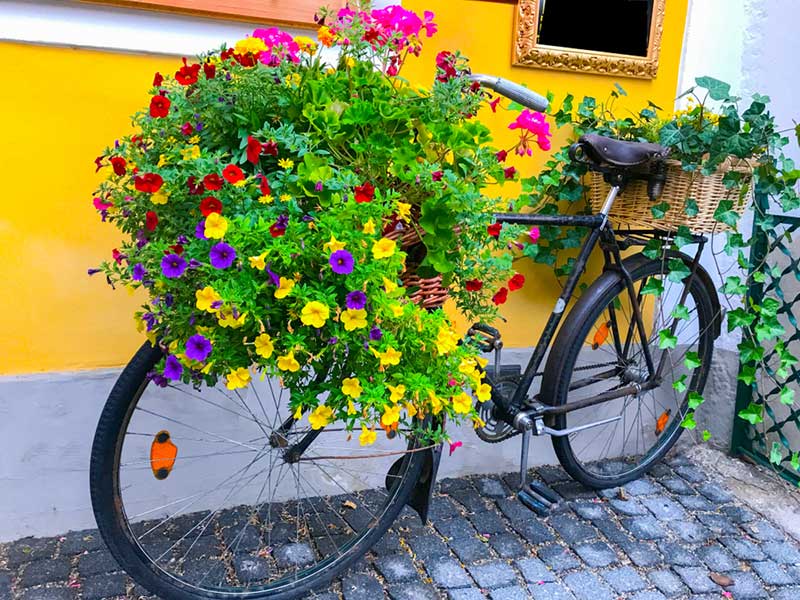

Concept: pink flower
[[529, 226, 541, 243], [449, 441, 463, 456], [509, 109, 552, 153], [252, 27, 300, 65], [93, 197, 112, 211]]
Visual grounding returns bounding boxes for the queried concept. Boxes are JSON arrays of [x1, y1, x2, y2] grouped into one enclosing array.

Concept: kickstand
[[516, 429, 561, 515]]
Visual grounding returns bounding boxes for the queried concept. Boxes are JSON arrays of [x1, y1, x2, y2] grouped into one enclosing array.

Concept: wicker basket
[[587, 158, 753, 232]]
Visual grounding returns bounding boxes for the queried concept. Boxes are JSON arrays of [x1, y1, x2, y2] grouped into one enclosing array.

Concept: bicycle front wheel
[[90, 342, 425, 600], [541, 253, 717, 489]]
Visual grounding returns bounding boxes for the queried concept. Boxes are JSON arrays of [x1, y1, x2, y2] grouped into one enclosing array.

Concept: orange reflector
[[592, 322, 612, 349], [655, 410, 672, 435], [150, 430, 178, 480]]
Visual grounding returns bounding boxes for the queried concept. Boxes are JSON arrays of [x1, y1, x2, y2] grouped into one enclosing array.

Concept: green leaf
[[684, 351, 702, 370], [673, 226, 694, 249], [737, 365, 756, 385], [738, 338, 764, 364], [651, 202, 671, 220], [688, 391, 704, 410], [792, 452, 800, 472], [723, 275, 748, 296], [683, 198, 699, 217], [671, 304, 690, 320], [752, 271, 766, 283], [696, 76, 732, 101], [673, 374, 687, 393], [643, 239, 663, 260], [780, 386, 795, 406], [641, 278, 665, 296], [770, 442, 782, 465], [727, 307, 755, 331], [614, 83, 627, 97], [702, 430, 712, 442], [738, 402, 764, 425], [667, 258, 691, 283], [714, 200, 740, 227], [659, 329, 678, 350], [681, 412, 697, 430]]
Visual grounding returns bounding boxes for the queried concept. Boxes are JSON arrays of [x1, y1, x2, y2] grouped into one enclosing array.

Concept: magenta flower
[[163, 354, 183, 381], [529, 226, 541, 244], [346, 290, 367, 309], [252, 27, 300, 65], [210, 242, 236, 269], [185, 334, 212, 362], [132, 263, 146, 281], [161, 254, 187, 278], [329, 249, 354, 275], [508, 109, 552, 153]]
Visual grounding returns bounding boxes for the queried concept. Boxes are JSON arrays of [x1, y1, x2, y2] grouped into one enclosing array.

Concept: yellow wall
[[0, 0, 687, 374]]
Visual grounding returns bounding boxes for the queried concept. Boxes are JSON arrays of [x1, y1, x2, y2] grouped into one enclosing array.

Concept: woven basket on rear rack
[[587, 158, 753, 232]]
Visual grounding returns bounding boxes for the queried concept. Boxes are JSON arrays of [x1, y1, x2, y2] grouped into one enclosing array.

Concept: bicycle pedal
[[527, 481, 560, 505], [517, 489, 549, 516]]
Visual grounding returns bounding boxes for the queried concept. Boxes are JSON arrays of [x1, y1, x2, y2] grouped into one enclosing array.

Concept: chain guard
[[474, 375, 519, 443]]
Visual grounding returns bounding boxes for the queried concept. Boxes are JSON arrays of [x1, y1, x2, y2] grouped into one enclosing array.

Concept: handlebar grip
[[469, 74, 549, 112]]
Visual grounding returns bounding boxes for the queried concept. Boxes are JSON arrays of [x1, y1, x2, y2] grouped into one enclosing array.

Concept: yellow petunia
[[284, 73, 302, 87], [188, 135, 200, 144], [372, 237, 396, 259], [318, 25, 336, 47], [204, 212, 228, 239], [157, 154, 169, 167], [341, 377, 363, 399], [405, 402, 418, 418], [374, 346, 402, 367], [396, 202, 412, 222], [363, 219, 376, 235], [254, 333, 274, 358], [323, 235, 346, 254], [226, 367, 251, 390], [383, 277, 398, 293], [218, 309, 247, 329], [195, 286, 222, 312], [452, 392, 473, 415], [341, 309, 368, 331], [387, 384, 406, 403], [344, 56, 356, 69], [347, 400, 357, 415], [309, 404, 334, 430], [435, 326, 460, 355], [389, 303, 404, 318], [428, 390, 444, 415], [475, 381, 492, 402], [293, 405, 303, 420], [277, 351, 301, 372], [234, 36, 267, 55], [249, 252, 267, 270], [181, 145, 201, 161], [150, 191, 169, 205], [359, 425, 377, 446], [381, 404, 401, 427], [278, 158, 294, 170], [295, 35, 317, 54], [274, 277, 295, 299], [258, 194, 274, 204]]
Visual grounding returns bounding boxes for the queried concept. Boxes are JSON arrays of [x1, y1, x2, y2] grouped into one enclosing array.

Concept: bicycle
[[89, 75, 721, 599]]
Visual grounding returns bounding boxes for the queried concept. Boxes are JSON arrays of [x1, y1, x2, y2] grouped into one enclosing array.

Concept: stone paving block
[[59, 529, 104, 555], [388, 582, 439, 600], [751, 560, 795, 585], [538, 544, 581, 571], [673, 464, 707, 484], [719, 536, 767, 561], [621, 516, 668, 540], [513, 520, 554, 545], [310, 594, 339, 600], [623, 479, 661, 496], [515, 557, 556, 584], [746, 519, 786, 542], [467, 561, 517, 589], [694, 512, 738, 535], [762, 540, 800, 564], [619, 540, 662, 567], [609, 498, 648, 516], [406, 534, 450, 562], [600, 565, 647, 593], [773, 587, 800, 600], [649, 568, 689, 597], [489, 586, 529, 600], [450, 536, 489, 564], [342, 572, 385, 600], [593, 518, 632, 544], [428, 497, 462, 522], [449, 489, 489, 514], [274, 543, 315, 569], [725, 570, 768, 598], [529, 582, 577, 600], [0, 570, 12, 599], [649, 463, 673, 478], [676, 494, 715, 511], [19, 588, 76, 600], [695, 483, 734, 504], [434, 518, 476, 541], [469, 510, 507, 535], [550, 481, 596, 500], [548, 515, 598, 545], [630, 592, 668, 600], [720, 504, 757, 524], [6, 537, 59, 568], [537, 465, 570, 485], [659, 477, 694, 495], [375, 553, 419, 584], [697, 544, 738, 572], [562, 571, 616, 600], [447, 588, 485, 600], [77, 551, 120, 577], [669, 519, 711, 544], [478, 477, 509, 499], [674, 566, 721, 594], [488, 533, 527, 559], [82, 573, 129, 600], [574, 541, 618, 567], [19, 558, 71, 588], [438, 477, 471, 495], [641, 496, 687, 521], [428, 557, 472, 589], [657, 541, 697, 566], [373, 531, 403, 556], [233, 555, 270, 583], [569, 500, 610, 521], [496, 498, 532, 523]]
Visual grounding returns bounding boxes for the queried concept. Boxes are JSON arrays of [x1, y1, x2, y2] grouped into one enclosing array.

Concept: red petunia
[[180, 122, 193, 136], [187, 176, 205, 195], [246, 136, 263, 165], [496, 149, 508, 163], [269, 223, 286, 238], [145, 210, 159, 231], [175, 60, 201, 86], [432, 171, 443, 182], [203, 62, 216, 79], [487, 223, 502, 238], [110, 156, 127, 176], [149, 95, 170, 118], [134, 173, 163, 193], [223, 164, 244, 184], [112, 248, 125, 264], [257, 174, 271, 195], [200, 196, 223, 217], [169, 243, 184, 255], [262, 140, 278, 156], [504, 166, 517, 179], [203, 173, 223, 191], [508, 273, 526, 291], [220, 48, 235, 61], [354, 182, 375, 203], [492, 287, 509, 306], [152, 72, 164, 87], [489, 97, 501, 113], [465, 279, 483, 292]]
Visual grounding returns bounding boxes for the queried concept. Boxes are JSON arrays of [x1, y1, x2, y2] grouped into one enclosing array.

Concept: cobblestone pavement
[[3, 450, 800, 600]]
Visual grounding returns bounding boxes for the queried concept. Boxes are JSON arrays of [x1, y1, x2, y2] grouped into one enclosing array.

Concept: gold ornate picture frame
[[513, 0, 666, 79]]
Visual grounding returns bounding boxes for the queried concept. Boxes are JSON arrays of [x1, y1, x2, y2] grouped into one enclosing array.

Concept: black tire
[[541, 253, 716, 489], [90, 342, 425, 600]]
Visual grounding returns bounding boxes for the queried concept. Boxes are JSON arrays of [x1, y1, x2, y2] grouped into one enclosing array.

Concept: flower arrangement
[[90, 3, 549, 443]]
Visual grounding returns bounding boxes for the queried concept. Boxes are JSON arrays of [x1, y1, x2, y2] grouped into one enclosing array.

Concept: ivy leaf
[[641, 278, 664, 296], [702, 430, 712, 442], [673, 226, 694, 249], [681, 412, 697, 430], [722, 275, 748, 296], [792, 452, 800, 472], [659, 329, 678, 350], [714, 200, 740, 227], [737, 365, 757, 385], [696, 76, 732, 100], [673, 374, 688, 393], [688, 392, 704, 410], [685, 352, 702, 370], [752, 271, 766, 283], [651, 202, 671, 220], [738, 402, 764, 425], [643, 239, 663, 260], [755, 318, 785, 343], [727, 307, 755, 331], [667, 259, 691, 283], [780, 386, 795, 406], [659, 122, 682, 147], [671, 304, 690, 320], [770, 442, 782, 465], [683, 198, 699, 217], [738, 338, 764, 364]]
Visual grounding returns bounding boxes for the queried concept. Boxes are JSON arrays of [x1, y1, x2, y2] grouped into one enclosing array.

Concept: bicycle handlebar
[[469, 74, 549, 113]]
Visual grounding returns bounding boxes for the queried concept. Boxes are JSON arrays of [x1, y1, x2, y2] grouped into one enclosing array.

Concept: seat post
[[599, 185, 621, 225]]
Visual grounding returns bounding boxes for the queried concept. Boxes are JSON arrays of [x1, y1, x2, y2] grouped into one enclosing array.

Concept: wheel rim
[[559, 268, 710, 481], [111, 362, 420, 596]]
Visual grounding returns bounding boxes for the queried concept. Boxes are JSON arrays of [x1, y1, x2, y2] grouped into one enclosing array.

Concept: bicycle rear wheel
[[90, 342, 425, 600], [541, 253, 717, 488]]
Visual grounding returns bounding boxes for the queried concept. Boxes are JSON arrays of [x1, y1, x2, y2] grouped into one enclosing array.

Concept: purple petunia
[[195, 219, 207, 240], [346, 290, 367, 310], [132, 263, 147, 281], [369, 326, 383, 341], [210, 242, 237, 269], [329, 249, 354, 275], [161, 254, 187, 278], [185, 334, 213, 362], [163, 354, 183, 380]]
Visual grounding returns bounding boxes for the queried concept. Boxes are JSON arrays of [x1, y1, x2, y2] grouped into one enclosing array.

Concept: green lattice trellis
[[731, 192, 800, 486]]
